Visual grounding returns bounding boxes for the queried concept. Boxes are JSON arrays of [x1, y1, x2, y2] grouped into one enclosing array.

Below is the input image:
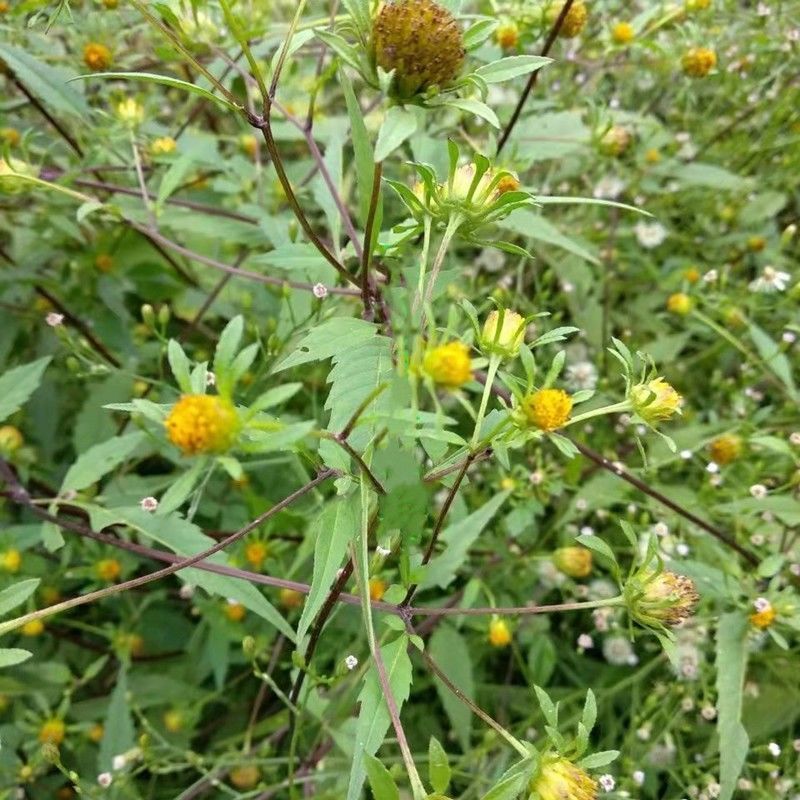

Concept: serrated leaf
[[61, 432, 146, 494], [363, 753, 400, 800], [0, 579, 41, 617], [716, 612, 749, 800], [297, 493, 360, 642], [347, 635, 413, 800], [0, 356, 51, 423]]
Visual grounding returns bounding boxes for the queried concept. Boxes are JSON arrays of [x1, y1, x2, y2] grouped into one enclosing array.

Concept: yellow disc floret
[[83, 42, 112, 71], [611, 22, 634, 44], [666, 292, 693, 315], [530, 754, 598, 800], [488, 618, 512, 647], [682, 47, 717, 77], [750, 604, 776, 629], [709, 433, 743, 465], [521, 389, 573, 431], [547, 1, 589, 38], [423, 341, 473, 388], [0, 425, 23, 454], [372, 0, 465, 99], [165, 395, 239, 455], [39, 718, 66, 745], [151, 136, 177, 156], [1, 548, 21, 573], [95, 558, 121, 583], [553, 546, 593, 578]]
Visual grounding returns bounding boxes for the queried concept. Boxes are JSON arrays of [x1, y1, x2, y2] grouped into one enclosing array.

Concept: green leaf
[[748, 322, 797, 400], [463, 18, 499, 50], [479, 758, 537, 800], [363, 754, 400, 800], [167, 339, 193, 392], [428, 736, 452, 793], [442, 97, 499, 127], [214, 314, 244, 391], [99, 665, 135, 772], [669, 162, 748, 191], [0, 356, 51, 423], [248, 384, 303, 415], [429, 625, 474, 750], [0, 579, 41, 617], [498, 210, 599, 265], [156, 153, 196, 209], [314, 28, 364, 72], [0, 648, 33, 668], [297, 493, 360, 642], [347, 635, 413, 800], [70, 71, 241, 112], [374, 106, 420, 162], [716, 612, 749, 800], [0, 44, 90, 118], [578, 750, 620, 769], [61, 432, 146, 494], [156, 459, 207, 516], [276, 317, 379, 371], [474, 55, 551, 83], [341, 72, 375, 225]]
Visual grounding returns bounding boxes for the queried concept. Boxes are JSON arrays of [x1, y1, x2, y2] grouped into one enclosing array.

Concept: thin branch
[[497, 0, 576, 154], [361, 161, 383, 316]]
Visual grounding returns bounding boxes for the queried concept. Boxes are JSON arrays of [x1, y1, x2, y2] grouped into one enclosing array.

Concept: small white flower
[[749, 483, 768, 499], [580, 526, 594, 537], [790, 563, 800, 577], [680, 449, 693, 460], [634, 221, 667, 249], [768, 742, 781, 757], [636, 724, 651, 741], [376, 545, 391, 557], [599, 774, 615, 792], [793, 738, 800, 753], [98, 772, 113, 787], [577, 633, 594, 649], [749, 266, 791, 293], [681, 696, 694, 712], [707, 781, 721, 799], [593, 176, 626, 200], [529, 470, 545, 486], [782, 331, 797, 344], [709, 475, 723, 487], [676, 543, 690, 556], [205, 371, 216, 387], [702, 269, 718, 283], [653, 522, 669, 537], [475, 248, 506, 273], [112, 754, 127, 770], [179, 583, 195, 599], [750, 533, 765, 546], [561, 280, 575, 293], [575, 498, 588, 511], [46, 312, 65, 327], [701, 705, 717, 721], [756, 2, 770, 14], [789, 432, 800, 446], [345, 654, 358, 671], [565, 360, 598, 391], [312, 283, 328, 299], [140, 496, 158, 512], [706, 462, 719, 474], [633, 770, 645, 786], [753, 597, 771, 612]]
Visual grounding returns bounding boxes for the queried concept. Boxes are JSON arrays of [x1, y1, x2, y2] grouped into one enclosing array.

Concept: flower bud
[[553, 546, 593, 578], [0, 156, 36, 194], [83, 42, 112, 71], [116, 97, 144, 127], [611, 21, 634, 44], [709, 433, 742, 465], [598, 125, 632, 157], [530, 754, 597, 800], [480, 308, 525, 359], [488, 617, 512, 647], [666, 292, 693, 315], [629, 378, 682, 424], [372, 0, 465, 99], [0, 425, 23, 454], [625, 569, 699, 627]]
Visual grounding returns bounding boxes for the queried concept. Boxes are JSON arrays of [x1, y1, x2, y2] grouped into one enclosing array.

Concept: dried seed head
[[372, 0, 465, 98]]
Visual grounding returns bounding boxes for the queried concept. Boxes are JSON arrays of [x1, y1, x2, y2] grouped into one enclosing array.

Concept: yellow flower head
[[626, 569, 699, 627], [165, 395, 239, 455], [22, 619, 45, 637], [521, 389, 573, 431], [163, 709, 184, 732], [224, 601, 246, 622], [229, 765, 261, 790], [83, 42, 112, 71], [372, 0, 465, 99], [530, 755, 598, 800], [553, 546, 593, 578], [116, 97, 144, 126], [645, 147, 661, 164], [88, 723, 105, 743], [279, 588, 303, 610], [611, 22, 635, 45], [1, 548, 21, 573], [244, 541, 268, 569], [709, 433, 743, 465], [685, 0, 711, 10], [599, 125, 632, 157], [94, 253, 114, 273], [666, 292, 693, 315], [240, 134, 258, 158], [495, 174, 521, 195], [488, 617, 512, 648], [682, 47, 717, 77], [683, 266, 700, 283], [423, 341, 473, 388], [750, 603, 776, 629], [0, 127, 20, 147], [95, 558, 121, 582], [0, 425, 24, 454], [151, 136, 177, 156], [39, 718, 66, 745], [629, 378, 682, 424], [480, 308, 525, 359], [747, 235, 766, 252], [369, 578, 387, 602], [496, 21, 519, 49], [547, 1, 589, 38]]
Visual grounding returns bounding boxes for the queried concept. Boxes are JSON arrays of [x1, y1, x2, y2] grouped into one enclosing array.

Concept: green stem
[[566, 400, 632, 427], [471, 354, 501, 449], [416, 214, 462, 319]]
